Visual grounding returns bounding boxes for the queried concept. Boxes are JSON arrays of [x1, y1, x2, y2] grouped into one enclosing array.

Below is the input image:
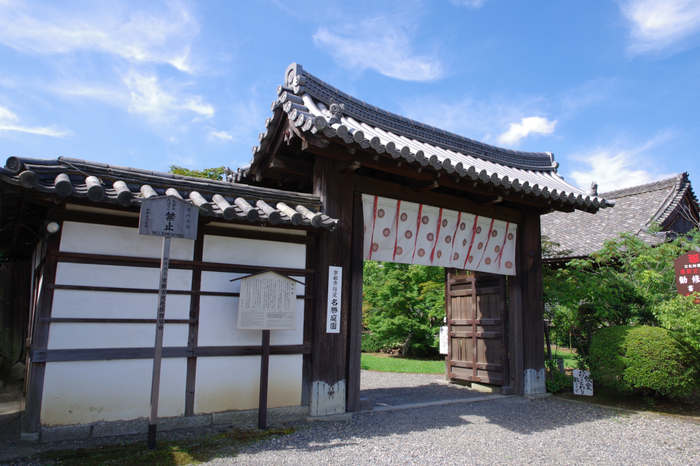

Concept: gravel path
[[216, 371, 700, 465]]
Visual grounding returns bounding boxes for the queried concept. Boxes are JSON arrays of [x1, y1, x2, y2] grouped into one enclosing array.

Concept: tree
[[362, 261, 445, 357], [544, 228, 700, 367], [169, 165, 227, 181]]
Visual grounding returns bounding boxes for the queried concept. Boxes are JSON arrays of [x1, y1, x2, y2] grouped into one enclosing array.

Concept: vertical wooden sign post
[[138, 196, 198, 450], [234, 271, 299, 430]]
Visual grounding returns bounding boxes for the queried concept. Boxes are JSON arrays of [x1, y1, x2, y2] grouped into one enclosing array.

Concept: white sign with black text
[[326, 266, 342, 333]]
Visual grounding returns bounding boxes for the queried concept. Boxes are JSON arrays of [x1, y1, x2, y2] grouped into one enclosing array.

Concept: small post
[[148, 236, 170, 450], [138, 195, 199, 451], [258, 329, 271, 430]]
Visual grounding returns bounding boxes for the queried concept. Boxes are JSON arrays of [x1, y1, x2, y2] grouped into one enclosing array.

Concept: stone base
[[31, 405, 310, 444], [310, 380, 345, 416], [524, 368, 546, 395]]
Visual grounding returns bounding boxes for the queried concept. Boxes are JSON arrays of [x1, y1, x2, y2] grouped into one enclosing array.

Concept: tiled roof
[[0, 156, 337, 229], [242, 63, 613, 212], [541, 173, 699, 259]]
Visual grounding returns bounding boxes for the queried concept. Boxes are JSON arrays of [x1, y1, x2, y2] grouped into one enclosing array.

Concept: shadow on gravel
[[229, 397, 622, 460]]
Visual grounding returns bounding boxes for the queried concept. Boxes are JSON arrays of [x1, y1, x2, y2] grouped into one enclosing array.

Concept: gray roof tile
[[243, 63, 613, 213], [541, 173, 699, 259]]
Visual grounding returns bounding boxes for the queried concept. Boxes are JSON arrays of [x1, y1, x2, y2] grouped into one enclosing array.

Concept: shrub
[[545, 360, 572, 394], [361, 333, 385, 353], [653, 293, 700, 353], [590, 325, 699, 398]]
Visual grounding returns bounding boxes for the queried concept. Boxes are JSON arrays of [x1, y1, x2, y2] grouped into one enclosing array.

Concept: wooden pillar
[[25, 229, 61, 434], [184, 228, 205, 416], [345, 193, 364, 412], [310, 156, 355, 415], [516, 211, 545, 394]]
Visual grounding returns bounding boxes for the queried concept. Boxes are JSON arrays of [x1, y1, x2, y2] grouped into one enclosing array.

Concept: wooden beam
[[336, 160, 361, 173], [269, 156, 314, 178], [410, 180, 440, 192], [355, 175, 523, 224], [31, 344, 312, 362]]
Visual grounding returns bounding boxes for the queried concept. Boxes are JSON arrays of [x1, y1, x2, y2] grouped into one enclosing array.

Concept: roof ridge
[[599, 174, 685, 199], [286, 63, 556, 172]]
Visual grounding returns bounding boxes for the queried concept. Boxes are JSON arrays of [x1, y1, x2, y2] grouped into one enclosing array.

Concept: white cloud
[[568, 132, 676, 193], [400, 94, 550, 145], [207, 130, 233, 142], [497, 116, 557, 146], [55, 72, 214, 124], [0, 106, 69, 137], [450, 0, 488, 8], [124, 72, 214, 120], [313, 18, 444, 81], [0, 1, 199, 72], [619, 0, 700, 54]]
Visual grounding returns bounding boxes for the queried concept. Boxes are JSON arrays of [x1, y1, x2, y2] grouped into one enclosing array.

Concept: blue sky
[[1, 0, 699, 193]]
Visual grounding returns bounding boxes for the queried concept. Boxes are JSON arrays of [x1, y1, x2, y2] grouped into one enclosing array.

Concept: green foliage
[[545, 359, 572, 393], [590, 325, 699, 398], [544, 228, 700, 367], [361, 333, 385, 353], [169, 165, 226, 180], [653, 293, 700, 353], [362, 261, 445, 357]]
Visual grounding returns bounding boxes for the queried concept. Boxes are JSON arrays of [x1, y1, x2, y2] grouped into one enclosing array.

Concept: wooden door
[[446, 270, 507, 386]]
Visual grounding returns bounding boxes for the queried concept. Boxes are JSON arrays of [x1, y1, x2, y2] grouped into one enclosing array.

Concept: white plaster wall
[[59, 221, 194, 260], [54, 263, 192, 291], [202, 236, 306, 269], [197, 295, 304, 346], [47, 323, 189, 349], [41, 358, 186, 426], [51, 290, 190, 319], [193, 355, 302, 414]]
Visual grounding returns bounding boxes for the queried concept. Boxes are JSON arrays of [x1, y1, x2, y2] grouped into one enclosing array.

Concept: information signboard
[[674, 250, 700, 303], [237, 271, 297, 330], [139, 196, 198, 240]]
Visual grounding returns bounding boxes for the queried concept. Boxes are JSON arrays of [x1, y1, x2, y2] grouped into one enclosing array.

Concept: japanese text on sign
[[674, 251, 700, 297], [138, 196, 198, 240], [237, 272, 297, 330], [326, 266, 342, 333]]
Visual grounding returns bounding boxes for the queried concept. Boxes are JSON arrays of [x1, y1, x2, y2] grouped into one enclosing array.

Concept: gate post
[[514, 211, 546, 394], [309, 156, 357, 415]]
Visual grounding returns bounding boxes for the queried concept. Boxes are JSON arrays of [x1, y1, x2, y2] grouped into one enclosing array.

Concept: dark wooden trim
[[346, 193, 364, 412], [25, 231, 60, 433], [301, 235, 316, 407], [354, 176, 523, 224], [39, 318, 194, 324], [31, 344, 312, 362], [185, 228, 204, 417], [48, 284, 311, 299], [51, 251, 315, 276]]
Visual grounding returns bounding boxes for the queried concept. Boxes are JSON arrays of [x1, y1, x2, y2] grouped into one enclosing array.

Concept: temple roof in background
[[541, 173, 699, 261]]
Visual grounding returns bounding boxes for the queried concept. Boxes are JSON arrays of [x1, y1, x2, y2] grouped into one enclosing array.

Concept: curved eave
[[2, 157, 338, 230], [249, 86, 613, 214]]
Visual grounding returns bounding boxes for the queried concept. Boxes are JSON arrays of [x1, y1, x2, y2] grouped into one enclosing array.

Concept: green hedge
[[590, 325, 699, 398], [361, 333, 385, 353]]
